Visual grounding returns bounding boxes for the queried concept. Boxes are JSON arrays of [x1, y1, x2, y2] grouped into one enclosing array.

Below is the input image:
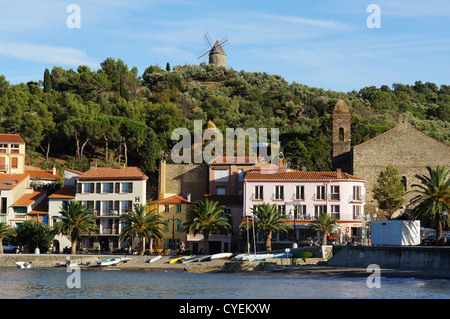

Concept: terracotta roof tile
[[0, 134, 25, 144], [244, 168, 365, 181], [148, 195, 192, 205], [0, 174, 29, 189], [12, 191, 46, 206], [29, 201, 48, 215], [77, 167, 148, 181], [26, 169, 61, 180], [48, 185, 76, 199]]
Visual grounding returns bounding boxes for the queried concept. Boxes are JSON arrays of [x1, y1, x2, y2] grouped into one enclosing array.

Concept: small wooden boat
[[16, 262, 31, 269], [147, 255, 162, 263]]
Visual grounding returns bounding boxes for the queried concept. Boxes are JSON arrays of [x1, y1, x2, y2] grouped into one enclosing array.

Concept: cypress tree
[[43, 68, 51, 93]]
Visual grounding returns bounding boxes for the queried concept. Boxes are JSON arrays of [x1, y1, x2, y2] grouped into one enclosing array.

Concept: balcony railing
[[95, 210, 121, 217]]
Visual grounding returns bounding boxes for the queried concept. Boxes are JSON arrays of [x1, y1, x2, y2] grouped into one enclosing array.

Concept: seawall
[[327, 246, 450, 269]]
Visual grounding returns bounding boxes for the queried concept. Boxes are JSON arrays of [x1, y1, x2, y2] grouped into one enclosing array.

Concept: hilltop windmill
[[197, 33, 228, 68]]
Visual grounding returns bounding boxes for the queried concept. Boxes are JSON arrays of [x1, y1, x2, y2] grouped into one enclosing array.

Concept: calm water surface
[[0, 268, 448, 299]]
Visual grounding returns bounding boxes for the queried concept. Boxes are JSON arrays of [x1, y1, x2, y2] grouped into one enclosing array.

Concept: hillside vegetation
[[0, 58, 449, 183]]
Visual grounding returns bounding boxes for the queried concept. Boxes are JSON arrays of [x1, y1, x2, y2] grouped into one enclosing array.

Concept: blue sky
[[0, 0, 449, 92]]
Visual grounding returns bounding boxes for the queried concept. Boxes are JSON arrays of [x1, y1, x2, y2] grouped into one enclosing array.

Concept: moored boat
[[15, 262, 31, 269]]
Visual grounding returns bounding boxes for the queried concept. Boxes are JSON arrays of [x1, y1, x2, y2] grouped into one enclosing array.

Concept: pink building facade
[[243, 168, 367, 245]]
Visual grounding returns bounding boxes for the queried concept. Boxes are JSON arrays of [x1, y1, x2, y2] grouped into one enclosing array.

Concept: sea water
[[0, 268, 448, 299]]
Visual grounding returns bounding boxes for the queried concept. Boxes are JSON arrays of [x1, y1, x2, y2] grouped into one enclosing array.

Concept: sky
[[0, 0, 449, 92]]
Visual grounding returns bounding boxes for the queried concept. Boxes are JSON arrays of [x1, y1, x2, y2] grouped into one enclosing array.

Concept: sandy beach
[[81, 255, 450, 280], [2, 254, 449, 280]]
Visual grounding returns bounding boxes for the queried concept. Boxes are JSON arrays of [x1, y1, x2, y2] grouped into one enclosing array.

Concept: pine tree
[[372, 165, 406, 219]]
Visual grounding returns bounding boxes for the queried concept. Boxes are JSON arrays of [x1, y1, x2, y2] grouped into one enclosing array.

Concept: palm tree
[[410, 166, 450, 242], [250, 203, 292, 251], [119, 204, 163, 255], [182, 199, 231, 255], [310, 212, 341, 245], [0, 223, 16, 254], [53, 201, 98, 254]]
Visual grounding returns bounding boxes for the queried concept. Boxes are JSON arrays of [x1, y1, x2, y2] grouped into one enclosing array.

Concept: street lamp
[[168, 216, 181, 254]]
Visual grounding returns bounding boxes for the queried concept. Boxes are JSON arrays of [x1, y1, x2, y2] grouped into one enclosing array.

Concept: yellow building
[[148, 194, 192, 251]]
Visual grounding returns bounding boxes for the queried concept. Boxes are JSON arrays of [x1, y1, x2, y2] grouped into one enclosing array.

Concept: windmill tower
[[197, 33, 228, 68]]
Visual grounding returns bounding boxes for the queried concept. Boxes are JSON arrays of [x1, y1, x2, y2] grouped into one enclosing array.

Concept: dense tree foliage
[[0, 59, 448, 184]]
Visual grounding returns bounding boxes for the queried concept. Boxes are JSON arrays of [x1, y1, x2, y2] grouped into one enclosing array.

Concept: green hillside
[[0, 58, 449, 184]]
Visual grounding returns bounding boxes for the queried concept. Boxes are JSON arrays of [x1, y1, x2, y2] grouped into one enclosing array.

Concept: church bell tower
[[332, 100, 352, 174]]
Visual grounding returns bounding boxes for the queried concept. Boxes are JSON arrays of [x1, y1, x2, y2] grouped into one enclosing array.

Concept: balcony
[[95, 210, 120, 217], [349, 194, 365, 202], [101, 228, 119, 235]]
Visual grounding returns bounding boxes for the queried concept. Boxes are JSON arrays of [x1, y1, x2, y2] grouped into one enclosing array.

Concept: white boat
[[210, 252, 233, 260], [181, 255, 198, 263], [272, 252, 293, 259], [147, 255, 162, 263], [233, 254, 276, 261], [97, 257, 129, 266], [16, 262, 31, 269]]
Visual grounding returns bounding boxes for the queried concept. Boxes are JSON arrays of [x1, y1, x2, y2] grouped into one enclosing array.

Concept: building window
[[295, 186, 305, 200], [293, 205, 306, 219], [84, 183, 94, 194], [216, 186, 226, 195], [275, 185, 284, 200], [163, 220, 169, 232], [254, 185, 263, 200], [353, 186, 362, 201], [330, 185, 340, 200], [121, 201, 132, 214], [316, 186, 326, 200], [164, 205, 169, 213], [10, 144, 19, 149], [314, 205, 327, 217], [238, 169, 244, 182], [353, 205, 361, 219], [176, 205, 182, 213], [103, 183, 113, 193], [214, 169, 229, 182], [276, 205, 286, 215], [1, 198, 7, 214], [122, 182, 133, 193], [331, 205, 340, 219], [176, 219, 182, 231], [339, 127, 345, 142], [11, 157, 18, 169]]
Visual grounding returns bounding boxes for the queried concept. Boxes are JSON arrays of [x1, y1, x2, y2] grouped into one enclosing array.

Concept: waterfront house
[[0, 134, 59, 230], [243, 167, 367, 248], [48, 165, 148, 252], [148, 194, 193, 253]]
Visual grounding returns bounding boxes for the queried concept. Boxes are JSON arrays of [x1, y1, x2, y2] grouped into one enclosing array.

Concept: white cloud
[[0, 41, 99, 68]]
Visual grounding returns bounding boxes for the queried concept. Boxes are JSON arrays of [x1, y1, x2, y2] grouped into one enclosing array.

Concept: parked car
[[2, 242, 20, 253]]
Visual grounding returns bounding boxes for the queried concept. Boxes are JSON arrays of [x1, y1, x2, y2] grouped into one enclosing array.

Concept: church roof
[[333, 100, 350, 114]]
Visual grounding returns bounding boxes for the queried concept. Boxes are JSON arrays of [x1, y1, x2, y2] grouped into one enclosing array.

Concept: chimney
[[159, 160, 166, 196], [53, 166, 57, 176], [187, 194, 191, 202], [336, 168, 342, 179]]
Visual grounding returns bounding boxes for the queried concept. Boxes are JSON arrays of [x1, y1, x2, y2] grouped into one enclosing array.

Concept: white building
[[243, 167, 367, 245], [0, 134, 59, 229], [49, 166, 148, 252]]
